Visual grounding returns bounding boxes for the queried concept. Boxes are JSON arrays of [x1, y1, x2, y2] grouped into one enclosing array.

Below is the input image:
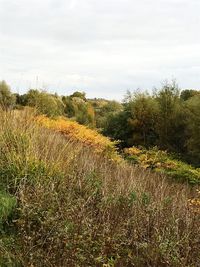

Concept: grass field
[[0, 109, 199, 266]]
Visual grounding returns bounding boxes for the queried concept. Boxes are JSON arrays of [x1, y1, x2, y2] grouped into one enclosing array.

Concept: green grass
[[0, 191, 16, 226]]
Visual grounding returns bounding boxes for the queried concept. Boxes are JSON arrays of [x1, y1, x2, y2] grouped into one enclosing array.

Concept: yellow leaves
[[36, 115, 120, 160], [124, 147, 142, 156], [188, 189, 200, 213], [162, 160, 178, 169], [123, 146, 200, 185]]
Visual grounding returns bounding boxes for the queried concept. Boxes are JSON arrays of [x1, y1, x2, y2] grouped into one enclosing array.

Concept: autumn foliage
[[124, 146, 200, 184], [36, 115, 120, 160]]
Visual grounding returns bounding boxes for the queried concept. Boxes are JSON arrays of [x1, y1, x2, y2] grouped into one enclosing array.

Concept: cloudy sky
[[0, 0, 200, 99]]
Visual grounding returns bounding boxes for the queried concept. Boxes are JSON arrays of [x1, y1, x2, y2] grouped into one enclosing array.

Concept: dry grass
[[0, 109, 199, 267]]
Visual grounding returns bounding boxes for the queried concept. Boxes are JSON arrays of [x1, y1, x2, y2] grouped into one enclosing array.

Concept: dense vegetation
[[0, 80, 199, 265], [1, 80, 199, 167], [124, 147, 200, 185], [0, 109, 199, 266], [103, 83, 200, 167]]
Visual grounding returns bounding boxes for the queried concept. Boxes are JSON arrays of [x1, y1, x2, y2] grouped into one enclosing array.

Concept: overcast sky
[[0, 0, 200, 99]]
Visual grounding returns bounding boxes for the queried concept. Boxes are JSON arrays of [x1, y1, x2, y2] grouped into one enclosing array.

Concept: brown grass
[[0, 109, 199, 267]]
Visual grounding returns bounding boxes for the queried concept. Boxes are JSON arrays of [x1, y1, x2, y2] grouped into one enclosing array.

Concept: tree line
[[0, 80, 199, 166], [103, 81, 200, 166]]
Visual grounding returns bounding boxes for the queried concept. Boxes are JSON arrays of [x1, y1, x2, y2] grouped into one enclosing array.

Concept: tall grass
[[0, 109, 199, 266]]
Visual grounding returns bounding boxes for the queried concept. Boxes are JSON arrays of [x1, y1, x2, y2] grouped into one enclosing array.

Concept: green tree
[[62, 95, 95, 127], [14, 93, 28, 106], [180, 89, 200, 101], [185, 95, 200, 165], [104, 91, 159, 148], [95, 100, 123, 129], [126, 92, 158, 146], [103, 110, 131, 147], [62, 96, 76, 118], [0, 81, 16, 110], [25, 89, 40, 107], [155, 81, 186, 152], [103, 92, 159, 148], [75, 102, 95, 126], [70, 91, 86, 101], [25, 90, 64, 117]]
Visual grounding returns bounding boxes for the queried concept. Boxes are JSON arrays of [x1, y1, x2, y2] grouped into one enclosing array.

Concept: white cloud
[[69, 0, 78, 10], [0, 0, 200, 99]]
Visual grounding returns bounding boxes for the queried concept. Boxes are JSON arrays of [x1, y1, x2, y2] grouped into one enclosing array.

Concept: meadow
[[0, 109, 199, 266]]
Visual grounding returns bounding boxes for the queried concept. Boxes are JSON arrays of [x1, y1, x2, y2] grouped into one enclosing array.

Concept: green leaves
[[0, 191, 17, 227]]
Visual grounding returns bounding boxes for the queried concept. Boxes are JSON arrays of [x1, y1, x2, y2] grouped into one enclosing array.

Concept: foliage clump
[[124, 146, 200, 184], [36, 115, 120, 160]]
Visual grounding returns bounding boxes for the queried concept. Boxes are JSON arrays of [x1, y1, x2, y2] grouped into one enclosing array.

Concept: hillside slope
[[0, 110, 199, 267]]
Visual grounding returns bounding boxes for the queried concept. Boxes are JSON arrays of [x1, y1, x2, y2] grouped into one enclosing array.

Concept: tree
[[62, 95, 95, 127], [25, 89, 40, 107], [103, 91, 159, 148], [103, 110, 131, 147], [75, 102, 95, 127], [180, 89, 200, 101], [155, 81, 186, 152], [0, 80, 16, 110], [70, 91, 86, 101], [14, 93, 28, 106], [126, 92, 158, 147], [25, 90, 64, 117], [185, 95, 200, 165], [94, 100, 123, 129]]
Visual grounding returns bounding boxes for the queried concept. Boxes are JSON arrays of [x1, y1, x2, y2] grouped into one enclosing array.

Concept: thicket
[[0, 110, 199, 266], [103, 82, 200, 167], [124, 146, 200, 185]]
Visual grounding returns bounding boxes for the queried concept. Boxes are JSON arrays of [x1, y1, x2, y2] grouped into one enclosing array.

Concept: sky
[[0, 0, 200, 100]]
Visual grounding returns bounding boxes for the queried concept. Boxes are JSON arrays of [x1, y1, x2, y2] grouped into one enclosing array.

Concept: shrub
[[124, 146, 200, 184], [36, 115, 120, 161]]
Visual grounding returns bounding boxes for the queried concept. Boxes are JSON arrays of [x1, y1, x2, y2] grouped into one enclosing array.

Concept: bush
[[124, 146, 200, 184], [0, 81, 16, 110]]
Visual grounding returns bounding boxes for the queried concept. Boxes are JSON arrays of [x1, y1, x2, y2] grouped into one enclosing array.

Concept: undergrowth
[[124, 146, 200, 185]]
